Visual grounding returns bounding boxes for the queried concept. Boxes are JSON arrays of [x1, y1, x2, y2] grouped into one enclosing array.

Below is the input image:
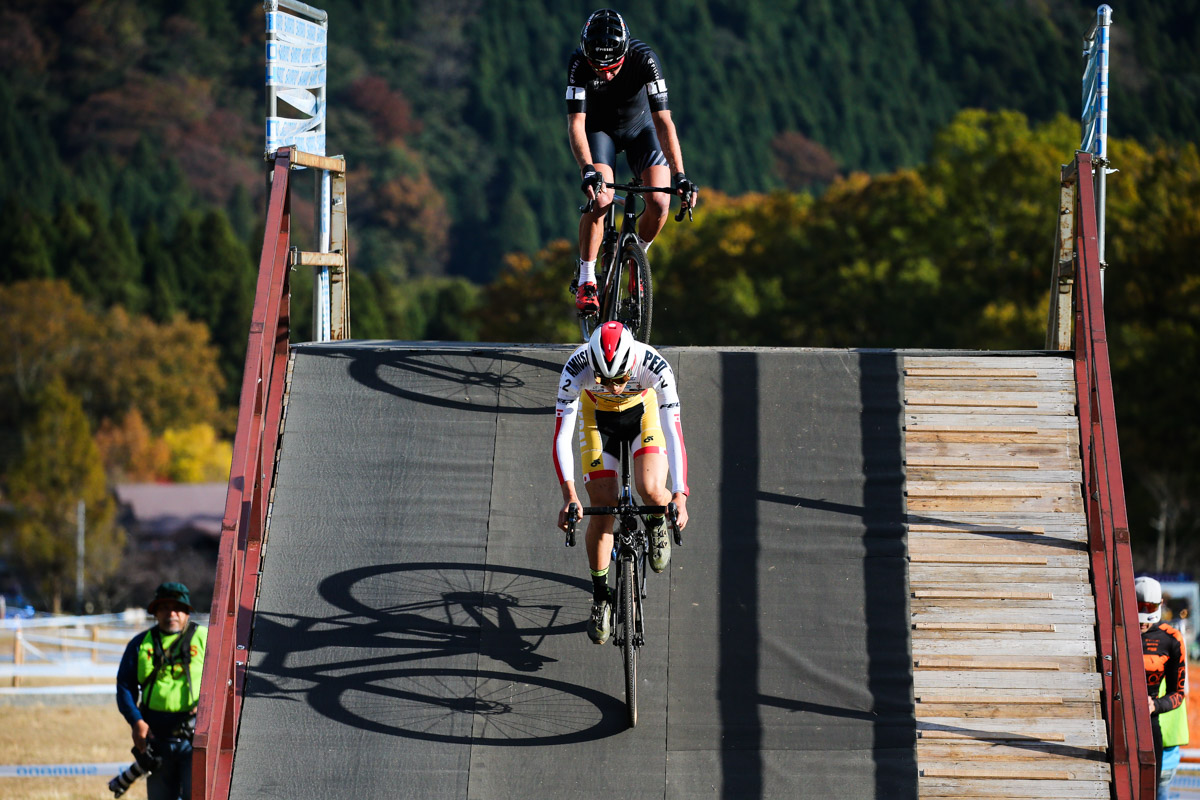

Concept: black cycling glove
[[580, 164, 603, 196], [673, 172, 695, 201]]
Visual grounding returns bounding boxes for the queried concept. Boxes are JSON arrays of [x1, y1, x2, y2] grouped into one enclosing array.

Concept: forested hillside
[[3, 1, 1199, 284], [2, 1, 1199, 607]]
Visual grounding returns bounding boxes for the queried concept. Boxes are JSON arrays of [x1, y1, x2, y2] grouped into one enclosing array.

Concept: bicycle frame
[[595, 186, 647, 327], [576, 179, 688, 343], [563, 442, 680, 727]]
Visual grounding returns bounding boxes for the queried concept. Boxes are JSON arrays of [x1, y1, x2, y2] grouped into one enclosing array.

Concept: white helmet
[[588, 321, 635, 381], [1135, 576, 1163, 625]]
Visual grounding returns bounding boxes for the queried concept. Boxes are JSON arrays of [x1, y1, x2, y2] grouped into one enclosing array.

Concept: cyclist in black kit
[[568, 8, 698, 313]]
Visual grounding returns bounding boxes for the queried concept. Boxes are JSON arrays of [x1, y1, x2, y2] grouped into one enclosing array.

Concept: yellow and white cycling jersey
[[552, 340, 688, 494]]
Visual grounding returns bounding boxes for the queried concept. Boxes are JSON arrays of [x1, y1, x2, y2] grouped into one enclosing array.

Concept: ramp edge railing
[[1063, 150, 1156, 799], [193, 148, 295, 800]]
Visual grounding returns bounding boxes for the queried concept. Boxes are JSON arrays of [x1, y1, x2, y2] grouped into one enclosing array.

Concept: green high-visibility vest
[[1159, 674, 1190, 748], [135, 623, 207, 713]]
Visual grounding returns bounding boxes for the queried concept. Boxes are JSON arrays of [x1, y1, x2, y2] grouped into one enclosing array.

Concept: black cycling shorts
[[587, 125, 668, 178]]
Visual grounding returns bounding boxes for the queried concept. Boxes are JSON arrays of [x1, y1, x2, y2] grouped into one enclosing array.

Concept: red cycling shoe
[[575, 281, 599, 313]]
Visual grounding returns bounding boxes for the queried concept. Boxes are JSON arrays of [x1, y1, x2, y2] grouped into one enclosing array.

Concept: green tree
[[4, 379, 123, 613]]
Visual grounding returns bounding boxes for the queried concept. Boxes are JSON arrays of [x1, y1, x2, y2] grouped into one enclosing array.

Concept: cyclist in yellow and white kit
[[553, 321, 689, 644]]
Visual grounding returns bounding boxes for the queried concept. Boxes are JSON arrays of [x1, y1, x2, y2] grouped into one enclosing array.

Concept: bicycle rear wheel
[[615, 240, 652, 343], [620, 555, 638, 728]]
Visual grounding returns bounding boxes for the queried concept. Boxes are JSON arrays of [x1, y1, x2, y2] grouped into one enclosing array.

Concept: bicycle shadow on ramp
[[242, 561, 628, 746]]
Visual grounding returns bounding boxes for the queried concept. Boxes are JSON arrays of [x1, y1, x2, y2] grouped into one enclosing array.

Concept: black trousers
[[1152, 713, 1163, 792]]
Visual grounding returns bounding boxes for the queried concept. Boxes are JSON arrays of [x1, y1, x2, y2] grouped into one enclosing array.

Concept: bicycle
[[562, 441, 682, 728], [574, 179, 695, 344]]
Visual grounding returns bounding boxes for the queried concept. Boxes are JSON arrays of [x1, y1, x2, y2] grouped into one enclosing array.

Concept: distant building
[[115, 483, 225, 552]]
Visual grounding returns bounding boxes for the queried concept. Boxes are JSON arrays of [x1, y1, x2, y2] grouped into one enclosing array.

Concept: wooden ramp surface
[[905, 355, 1109, 799]]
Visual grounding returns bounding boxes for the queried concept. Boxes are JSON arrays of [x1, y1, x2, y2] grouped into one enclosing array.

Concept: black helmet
[[580, 9, 629, 68]]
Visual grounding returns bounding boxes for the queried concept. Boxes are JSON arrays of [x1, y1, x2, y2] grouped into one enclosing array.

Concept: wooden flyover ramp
[[905, 355, 1109, 799]]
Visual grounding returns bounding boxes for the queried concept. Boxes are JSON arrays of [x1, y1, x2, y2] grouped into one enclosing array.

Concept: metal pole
[[76, 499, 85, 615], [313, 13, 331, 342], [1092, 6, 1112, 295]]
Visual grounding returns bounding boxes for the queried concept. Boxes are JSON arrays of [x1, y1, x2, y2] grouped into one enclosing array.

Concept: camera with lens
[[108, 742, 161, 798]]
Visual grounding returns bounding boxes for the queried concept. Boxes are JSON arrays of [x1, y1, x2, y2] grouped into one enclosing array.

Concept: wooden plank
[[919, 730, 1066, 742], [904, 368, 1040, 378], [295, 250, 345, 268], [907, 424, 1042, 434], [917, 694, 1062, 705], [907, 381, 1080, 395], [910, 554, 1049, 565], [919, 718, 1104, 738], [912, 591, 1054, 601], [290, 149, 347, 173], [908, 481, 1075, 496], [916, 739, 1108, 761], [914, 625, 1095, 642], [913, 672, 1103, 690], [911, 536, 1088, 551], [908, 545, 1086, 565], [906, 468, 1082, 484], [906, 396, 1042, 409], [917, 778, 1110, 798], [910, 566, 1088, 583], [907, 495, 1084, 513], [905, 442, 1079, 459], [912, 603, 1094, 619], [902, 356, 1074, 371], [908, 487, 1051, 498], [912, 607, 1095, 624], [907, 534, 1086, 551], [913, 640, 1096, 658], [906, 429, 1078, 445], [909, 524, 1047, 534], [914, 622, 1056, 632], [906, 457, 1042, 468], [917, 779, 1110, 798], [921, 767, 1073, 780], [916, 658, 1062, 670], [910, 583, 1092, 600], [907, 510, 1086, 523], [916, 703, 1099, 720], [906, 413, 1079, 429]]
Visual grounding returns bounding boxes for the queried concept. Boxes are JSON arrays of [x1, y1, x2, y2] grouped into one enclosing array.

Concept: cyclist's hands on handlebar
[[673, 171, 698, 210], [558, 496, 583, 533], [580, 164, 604, 202], [671, 492, 689, 531]]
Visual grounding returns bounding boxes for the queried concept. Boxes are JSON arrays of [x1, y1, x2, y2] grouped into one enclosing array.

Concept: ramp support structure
[[193, 148, 299, 800], [1055, 151, 1155, 799]]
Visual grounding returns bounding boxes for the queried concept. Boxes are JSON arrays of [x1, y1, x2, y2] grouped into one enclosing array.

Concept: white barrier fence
[[1, 612, 209, 687]]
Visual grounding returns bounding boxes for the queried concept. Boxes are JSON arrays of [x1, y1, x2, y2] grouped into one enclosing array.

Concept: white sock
[[579, 259, 596, 285], [637, 236, 652, 252]]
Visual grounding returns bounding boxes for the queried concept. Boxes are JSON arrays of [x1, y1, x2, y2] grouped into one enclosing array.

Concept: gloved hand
[[580, 164, 603, 197], [673, 172, 696, 205]]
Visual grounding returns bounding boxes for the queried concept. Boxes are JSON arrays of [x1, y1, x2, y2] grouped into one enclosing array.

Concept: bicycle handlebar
[[580, 182, 696, 220], [563, 501, 682, 547]]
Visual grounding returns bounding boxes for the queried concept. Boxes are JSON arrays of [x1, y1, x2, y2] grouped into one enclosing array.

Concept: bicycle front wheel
[[620, 555, 638, 728], [615, 240, 652, 343]]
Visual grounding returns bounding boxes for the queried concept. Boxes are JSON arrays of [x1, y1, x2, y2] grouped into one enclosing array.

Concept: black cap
[[147, 581, 194, 613]]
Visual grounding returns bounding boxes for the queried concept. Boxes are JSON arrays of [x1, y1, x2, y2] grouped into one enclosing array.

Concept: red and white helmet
[[588, 321, 635, 381]]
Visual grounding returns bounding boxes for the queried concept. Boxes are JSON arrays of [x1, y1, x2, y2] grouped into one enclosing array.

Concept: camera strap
[[139, 622, 198, 712]]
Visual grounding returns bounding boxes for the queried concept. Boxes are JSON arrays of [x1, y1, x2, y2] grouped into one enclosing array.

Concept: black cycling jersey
[[566, 39, 669, 138]]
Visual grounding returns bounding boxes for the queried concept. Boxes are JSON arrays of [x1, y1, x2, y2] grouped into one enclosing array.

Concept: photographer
[[116, 582, 207, 800]]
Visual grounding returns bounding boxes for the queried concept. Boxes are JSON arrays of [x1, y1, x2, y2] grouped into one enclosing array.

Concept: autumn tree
[[82, 305, 225, 433], [770, 131, 840, 191], [4, 379, 123, 613], [95, 409, 171, 483]]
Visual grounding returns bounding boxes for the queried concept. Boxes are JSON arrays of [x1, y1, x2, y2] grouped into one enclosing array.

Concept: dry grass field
[[0, 704, 148, 800]]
